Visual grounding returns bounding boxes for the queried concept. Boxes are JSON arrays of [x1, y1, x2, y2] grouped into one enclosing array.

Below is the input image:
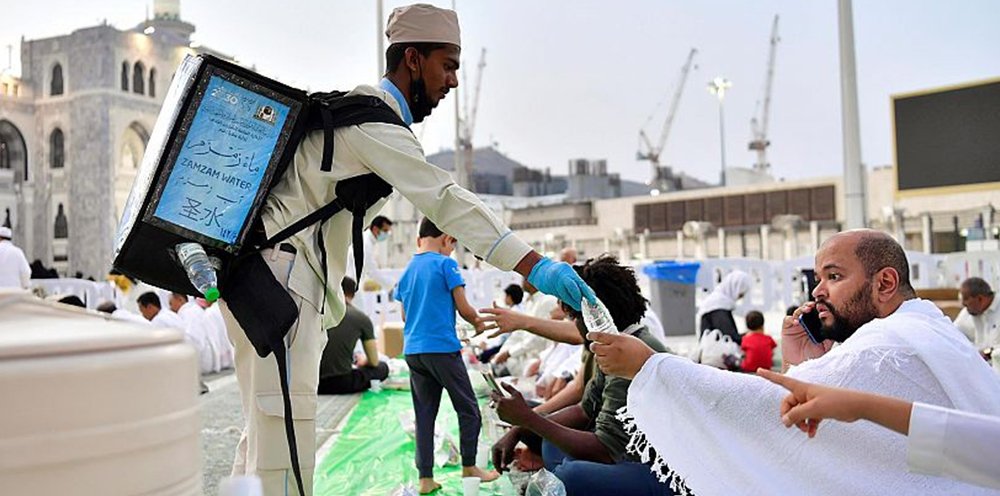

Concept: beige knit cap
[[385, 3, 461, 47]]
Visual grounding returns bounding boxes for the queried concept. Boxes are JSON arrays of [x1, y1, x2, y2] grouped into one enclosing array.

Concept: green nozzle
[[204, 287, 220, 303]]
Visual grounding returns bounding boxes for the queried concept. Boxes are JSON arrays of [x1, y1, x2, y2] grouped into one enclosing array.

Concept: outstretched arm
[[514, 253, 595, 312], [349, 124, 594, 311], [452, 286, 484, 334], [480, 306, 582, 344], [757, 368, 912, 437], [588, 332, 656, 380]]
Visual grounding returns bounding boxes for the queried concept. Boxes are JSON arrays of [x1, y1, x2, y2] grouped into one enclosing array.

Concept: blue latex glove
[[526, 258, 597, 312]]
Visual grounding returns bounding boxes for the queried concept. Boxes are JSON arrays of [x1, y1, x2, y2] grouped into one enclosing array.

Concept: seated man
[[534, 340, 583, 400], [503, 283, 525, 310], [490, 256, 672, 496], [318, 277, 388, 395], [136, 291, 184, 329], [953, 277, 999, 371], [591, 230, 1000, 495], [169, 291, 204, 328], [97, 300, 150, 324], [477, 283, 526, 363]]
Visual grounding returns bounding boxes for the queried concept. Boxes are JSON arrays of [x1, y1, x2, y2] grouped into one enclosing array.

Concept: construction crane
[[455, 47, 486, 192], [637, 48, 697, 193], [748, 15, 780, 173]]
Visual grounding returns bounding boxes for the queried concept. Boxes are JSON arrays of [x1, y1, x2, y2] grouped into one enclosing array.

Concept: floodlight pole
[[838, 0, 867, 229], [708, 77, 732, 187]]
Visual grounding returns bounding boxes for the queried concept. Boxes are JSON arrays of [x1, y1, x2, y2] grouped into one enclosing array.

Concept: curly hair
[[568, 254, 648, 331]]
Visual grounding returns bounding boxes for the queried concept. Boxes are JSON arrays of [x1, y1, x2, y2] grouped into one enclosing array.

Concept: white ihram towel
[[620, 299, 1000, 495]]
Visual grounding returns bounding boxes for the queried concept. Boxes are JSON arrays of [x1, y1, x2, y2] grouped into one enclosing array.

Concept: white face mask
[[376, 231, 389, 242]]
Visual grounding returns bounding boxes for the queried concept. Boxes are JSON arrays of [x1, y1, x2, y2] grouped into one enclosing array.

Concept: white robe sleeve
[[343, 123, 532, 271], [952, 308, 977, 343], [907, 402, 1000, 490]]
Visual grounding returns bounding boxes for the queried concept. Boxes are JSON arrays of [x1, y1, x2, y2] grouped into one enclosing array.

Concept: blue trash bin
[[643, 261, 701, 336]]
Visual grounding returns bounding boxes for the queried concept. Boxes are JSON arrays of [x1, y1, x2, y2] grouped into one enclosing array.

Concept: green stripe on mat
[[314, 389, 504, 495]]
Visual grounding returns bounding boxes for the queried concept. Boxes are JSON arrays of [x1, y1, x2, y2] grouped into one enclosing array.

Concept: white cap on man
[[0, 226, 11, 240], [385, 3, 461, 48]]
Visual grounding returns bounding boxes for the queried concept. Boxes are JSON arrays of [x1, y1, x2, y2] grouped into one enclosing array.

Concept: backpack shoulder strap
[[333, 173, 394, 282], [259, 200, 345, 251], [248, 92, 407, 253], [309, 92, 410, 172]]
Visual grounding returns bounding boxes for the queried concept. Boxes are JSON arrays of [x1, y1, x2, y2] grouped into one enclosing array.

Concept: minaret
[[154, 0, 181, 21], [141, 0, 195, 42]]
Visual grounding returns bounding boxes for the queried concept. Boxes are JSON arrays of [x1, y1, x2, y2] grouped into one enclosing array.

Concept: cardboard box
[[915, 288, 963, 320], [936, 301, 964, 320], [916, 288, 959, 302], [378, 322, 405, 358]]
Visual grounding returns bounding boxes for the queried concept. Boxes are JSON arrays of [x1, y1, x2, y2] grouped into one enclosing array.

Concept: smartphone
[[798, 309, 824, 345], [481, 370, 508, 396]]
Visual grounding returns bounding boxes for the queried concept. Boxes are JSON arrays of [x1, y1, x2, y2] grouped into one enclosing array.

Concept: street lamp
[[707, 77, 732, 187]]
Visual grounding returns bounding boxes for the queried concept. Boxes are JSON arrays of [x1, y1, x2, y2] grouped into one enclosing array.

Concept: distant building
[[567, 159, 619, 200], [380, 147, 665, 268], [512, 166, 565, 197], [426, 147, 658, 199], [426, 147, 519, 195], [0, 0, 227, 278]]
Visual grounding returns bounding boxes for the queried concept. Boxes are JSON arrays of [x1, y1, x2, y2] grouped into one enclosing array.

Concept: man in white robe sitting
[[590, 229, 1000, 495]]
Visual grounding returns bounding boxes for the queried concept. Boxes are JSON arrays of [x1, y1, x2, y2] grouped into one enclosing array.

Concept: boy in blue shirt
[[395, 217, 499, 493]]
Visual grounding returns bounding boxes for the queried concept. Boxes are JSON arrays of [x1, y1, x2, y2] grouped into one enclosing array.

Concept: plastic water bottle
[[581, 297, 619, 334], [175, 242, 220, 302]]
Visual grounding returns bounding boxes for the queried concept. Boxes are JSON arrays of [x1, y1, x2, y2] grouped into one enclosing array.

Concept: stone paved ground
[[198, 371, 360, 495]]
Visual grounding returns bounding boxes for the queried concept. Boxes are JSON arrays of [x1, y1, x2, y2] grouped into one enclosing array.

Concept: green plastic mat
[[314, 389, 508, 495]]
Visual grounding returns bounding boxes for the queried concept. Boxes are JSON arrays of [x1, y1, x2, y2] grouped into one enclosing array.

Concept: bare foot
[[418, 478, 441, 494], [462, 466, 500, 482]]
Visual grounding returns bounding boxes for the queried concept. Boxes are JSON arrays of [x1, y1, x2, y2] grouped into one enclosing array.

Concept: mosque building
[[1, 0, 996, 280], [0, 0, 227, 279]]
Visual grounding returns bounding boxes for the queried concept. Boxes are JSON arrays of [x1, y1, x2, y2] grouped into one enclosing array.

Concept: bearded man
[[589, 230, 1000, 495]]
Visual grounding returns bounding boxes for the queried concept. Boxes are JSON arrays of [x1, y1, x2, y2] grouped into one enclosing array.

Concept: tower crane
[[749, 15, 780, 173], [455, 47, 486, 192], [637, 48, 697, 193]]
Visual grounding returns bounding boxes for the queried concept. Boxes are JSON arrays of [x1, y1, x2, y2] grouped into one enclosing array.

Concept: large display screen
[[894, 80, 1000, 191]]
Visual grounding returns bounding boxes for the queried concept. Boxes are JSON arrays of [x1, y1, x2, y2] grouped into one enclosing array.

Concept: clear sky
[[3, 1, 998, 185]]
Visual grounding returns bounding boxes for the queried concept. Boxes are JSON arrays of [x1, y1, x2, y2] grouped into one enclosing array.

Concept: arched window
[[50, 128, 65, 169], [148, 68, 156, 98], [121, 122, 149, 171], [51, 63, 64, 96], [0, 120, 28, 182], [54, 204, 68, 239], [121, 61, 129, 91], [132, 62, 145, 95]]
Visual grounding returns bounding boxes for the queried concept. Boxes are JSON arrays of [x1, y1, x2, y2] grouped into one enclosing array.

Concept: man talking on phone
[[589, 230, 1000, 494]]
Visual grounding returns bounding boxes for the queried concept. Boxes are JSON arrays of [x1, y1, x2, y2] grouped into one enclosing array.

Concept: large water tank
[[0, 290, 202, 495]]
